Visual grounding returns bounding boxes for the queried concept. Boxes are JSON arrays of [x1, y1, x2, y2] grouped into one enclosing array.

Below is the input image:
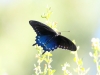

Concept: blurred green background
[[0, 0, 100, 75]]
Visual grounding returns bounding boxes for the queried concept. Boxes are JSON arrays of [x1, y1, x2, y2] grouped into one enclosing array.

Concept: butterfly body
[[29, 20, 76, 54]]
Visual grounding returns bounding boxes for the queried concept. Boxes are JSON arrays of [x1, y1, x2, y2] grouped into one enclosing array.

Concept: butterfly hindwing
[[42, 36, 58, 51], [36, 35, 53, 47]]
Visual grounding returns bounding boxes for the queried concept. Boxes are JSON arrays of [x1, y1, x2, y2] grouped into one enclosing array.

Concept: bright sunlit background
[[0, 0, 100, 75]]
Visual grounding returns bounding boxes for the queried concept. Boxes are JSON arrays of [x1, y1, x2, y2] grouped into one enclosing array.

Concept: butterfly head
[[56, 32, 61, 36], [58, 32, 61, 35]]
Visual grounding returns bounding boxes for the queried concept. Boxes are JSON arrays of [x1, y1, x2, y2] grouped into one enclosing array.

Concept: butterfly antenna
[[33, 43, 37, 46], [61, 31, 70, 32]]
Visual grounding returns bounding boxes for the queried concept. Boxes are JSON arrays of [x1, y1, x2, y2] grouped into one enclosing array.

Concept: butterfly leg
[[42, 51, 46, 55], [33, 43, 37, 46]]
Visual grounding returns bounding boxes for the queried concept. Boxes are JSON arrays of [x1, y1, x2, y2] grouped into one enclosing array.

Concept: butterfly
[[29, 20, 77, 54]]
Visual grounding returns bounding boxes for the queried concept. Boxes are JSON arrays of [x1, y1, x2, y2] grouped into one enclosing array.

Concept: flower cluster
[[71, 45, 89, 75], [62, 62, 72, 75], [89, 38, 100, 75]]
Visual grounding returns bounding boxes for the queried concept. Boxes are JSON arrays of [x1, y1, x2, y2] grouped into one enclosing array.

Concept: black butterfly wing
[[29, 20, 58, 54], [29, 20, 56, 35], [57, 35, 77, 51]]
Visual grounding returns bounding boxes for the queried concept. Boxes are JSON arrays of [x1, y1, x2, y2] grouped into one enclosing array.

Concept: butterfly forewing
[[29, 20, 56, 35]]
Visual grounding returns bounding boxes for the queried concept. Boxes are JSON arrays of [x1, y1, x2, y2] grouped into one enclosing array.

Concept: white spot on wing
[[55, 46, 57, 48], [61, 46, 63, 48], [52, 48, 54, 49], [38, 36, 40, 38]]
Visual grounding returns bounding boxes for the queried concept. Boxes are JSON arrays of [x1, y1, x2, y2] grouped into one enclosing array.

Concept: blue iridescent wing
[[35, 35, 59, 54]]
